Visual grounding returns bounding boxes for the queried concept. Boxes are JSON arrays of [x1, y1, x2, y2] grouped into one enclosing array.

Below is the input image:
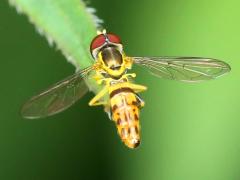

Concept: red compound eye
[[107, 33, 121, 44], [90, 34, 106, 52], [90, 33, 122, 53]]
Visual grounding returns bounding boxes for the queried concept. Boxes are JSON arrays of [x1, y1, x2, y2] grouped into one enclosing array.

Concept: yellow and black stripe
[[109, 86, 142, 148]]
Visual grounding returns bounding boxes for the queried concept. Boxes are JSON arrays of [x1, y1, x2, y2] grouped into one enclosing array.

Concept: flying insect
[[21, 30, 231, 149]]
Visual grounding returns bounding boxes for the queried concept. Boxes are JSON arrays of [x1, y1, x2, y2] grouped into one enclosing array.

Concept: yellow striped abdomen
[[110, 87, 142, 149]]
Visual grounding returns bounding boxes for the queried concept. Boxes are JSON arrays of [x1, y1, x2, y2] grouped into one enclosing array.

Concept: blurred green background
[[0, 0, 239, 179]]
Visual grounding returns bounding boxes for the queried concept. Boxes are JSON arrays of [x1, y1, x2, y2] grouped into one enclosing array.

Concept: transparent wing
[[21, 66, 93, 119], [132, 56, 231, 82]]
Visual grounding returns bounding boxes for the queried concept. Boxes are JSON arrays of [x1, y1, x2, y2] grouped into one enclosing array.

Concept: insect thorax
[[101, 47, 123, 69], [97, 46, 130, 79]]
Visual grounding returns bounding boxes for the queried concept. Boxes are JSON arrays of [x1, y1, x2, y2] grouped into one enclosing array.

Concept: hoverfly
[[21, 29, 231, 149]]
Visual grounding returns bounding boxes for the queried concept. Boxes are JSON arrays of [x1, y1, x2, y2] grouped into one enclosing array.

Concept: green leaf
[[9, 0, 103, 93]]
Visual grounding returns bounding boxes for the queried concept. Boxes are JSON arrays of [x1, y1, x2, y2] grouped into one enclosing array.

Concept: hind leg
[[88, 86, 109, 106], [128, 83, 147, 93], [121, 73, 147, 93]]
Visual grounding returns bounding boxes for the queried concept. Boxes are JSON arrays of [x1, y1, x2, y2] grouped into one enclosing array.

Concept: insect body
[[88, 35, 147, 148], [21, 30, 231, 149], [109, 80, 145, 148]]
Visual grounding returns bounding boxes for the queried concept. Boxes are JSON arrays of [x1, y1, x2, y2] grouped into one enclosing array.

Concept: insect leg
[[104, 105, 112, 120], [127, 83, 147, 93], [135, 94, 145, 108], [88, 86, 109, 106]]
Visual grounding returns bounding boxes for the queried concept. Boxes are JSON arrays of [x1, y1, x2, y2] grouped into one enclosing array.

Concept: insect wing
[[132, 57, 231, 82], [21, 67, 92, 119]]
